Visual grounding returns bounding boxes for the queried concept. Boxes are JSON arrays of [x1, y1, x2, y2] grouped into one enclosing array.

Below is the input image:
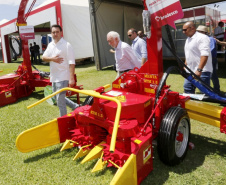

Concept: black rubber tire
[[157, 106, 190, 166], [82, 96, 94, 106]]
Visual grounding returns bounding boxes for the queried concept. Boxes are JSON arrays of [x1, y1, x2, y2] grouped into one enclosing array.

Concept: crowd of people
[[38, 21, 225, 116], [107, 22, 224, 94], [29, 42, 41, 64], [107, 28, 147, 79]]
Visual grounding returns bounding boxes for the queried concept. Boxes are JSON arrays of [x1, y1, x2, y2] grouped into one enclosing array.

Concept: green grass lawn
[[0, 60, 226, 184]]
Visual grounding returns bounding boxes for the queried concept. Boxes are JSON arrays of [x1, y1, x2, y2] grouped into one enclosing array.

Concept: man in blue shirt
[[197, 25, 220, 93], [127, 28, 147, 65]]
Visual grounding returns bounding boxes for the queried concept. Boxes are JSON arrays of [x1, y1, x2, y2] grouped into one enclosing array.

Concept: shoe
[[73, 103, 80, 110]]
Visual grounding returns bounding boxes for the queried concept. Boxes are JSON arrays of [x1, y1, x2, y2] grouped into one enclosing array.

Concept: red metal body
[[49, 1, 225, 183], [51, 19, 191, 183]]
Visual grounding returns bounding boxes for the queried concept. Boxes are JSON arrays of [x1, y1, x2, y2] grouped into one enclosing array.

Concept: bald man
[[182, 21, 212, 94]]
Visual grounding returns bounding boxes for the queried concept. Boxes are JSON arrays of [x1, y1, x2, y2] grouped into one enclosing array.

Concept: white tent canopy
[[0, 0, 93, 63], [0, 0, 144, 69]]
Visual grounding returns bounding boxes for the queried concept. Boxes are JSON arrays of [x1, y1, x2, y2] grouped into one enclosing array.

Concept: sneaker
[[73, 103, 80, 110]]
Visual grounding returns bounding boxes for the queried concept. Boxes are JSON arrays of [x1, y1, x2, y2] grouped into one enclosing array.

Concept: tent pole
[[89, 0, 101, 70]]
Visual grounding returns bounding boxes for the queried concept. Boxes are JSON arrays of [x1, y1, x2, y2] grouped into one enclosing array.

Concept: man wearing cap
[[197, 25, 220, 93], [182, 21, 213, 94]]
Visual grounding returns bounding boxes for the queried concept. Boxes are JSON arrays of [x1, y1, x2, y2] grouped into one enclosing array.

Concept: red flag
[[146, 0, 184, 29]]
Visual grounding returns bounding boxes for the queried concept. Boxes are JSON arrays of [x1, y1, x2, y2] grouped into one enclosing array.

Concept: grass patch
[[0, 60, 226, 184]]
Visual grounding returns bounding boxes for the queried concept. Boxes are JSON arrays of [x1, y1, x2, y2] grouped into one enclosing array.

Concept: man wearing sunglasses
[[127, 28, 147, 65], [182, 21, 213, 94]]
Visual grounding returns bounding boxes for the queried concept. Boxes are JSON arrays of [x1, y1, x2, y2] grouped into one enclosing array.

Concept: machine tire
[[82, 96, 94, 106], [157, 106, 190, 166]]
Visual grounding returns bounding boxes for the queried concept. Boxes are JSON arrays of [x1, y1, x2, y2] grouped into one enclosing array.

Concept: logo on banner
[[19, 26, 35, 40], [146, 0, 183, 28]]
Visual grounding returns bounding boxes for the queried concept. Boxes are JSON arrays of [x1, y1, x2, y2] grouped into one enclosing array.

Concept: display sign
[[146, 0, 183, 29], [19, 26, 35, 40]]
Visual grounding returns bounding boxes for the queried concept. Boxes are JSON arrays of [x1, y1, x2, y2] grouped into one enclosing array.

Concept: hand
[[214, 38, 220, 43], [109, 49, 115, 53], [53, 55, 63, 64], [69, 78, 75, 88], [194, 70, 202, 78]]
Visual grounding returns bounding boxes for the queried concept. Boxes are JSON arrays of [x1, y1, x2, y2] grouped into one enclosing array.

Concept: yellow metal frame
[[110, 154, 137, 185], [16, 119, 60, 153], [16, 23, 27, 26], [27, 85, 121, 153], [185, 100, 223, 128]]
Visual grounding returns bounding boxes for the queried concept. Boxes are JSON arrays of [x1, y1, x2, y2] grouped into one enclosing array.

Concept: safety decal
[[116, 95, 126, 102], [144, 88, 155, 94], [105, 90, 122, 96], [144, 100, 151, 108], [90, 110, 104, 118], [5, 91, 12, 98], [143, 145, 152, 164]]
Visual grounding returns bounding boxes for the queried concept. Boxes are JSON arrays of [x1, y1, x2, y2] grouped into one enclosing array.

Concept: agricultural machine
[[0, 0, 81, 107], [16, 0, 226, 185]]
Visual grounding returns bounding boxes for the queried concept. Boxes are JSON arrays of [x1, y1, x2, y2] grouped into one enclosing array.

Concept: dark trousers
[[211, 57, 220, 92], [34, 52, 41, 63], [30, 53, 35, 63], [217, 38, 224, 51]]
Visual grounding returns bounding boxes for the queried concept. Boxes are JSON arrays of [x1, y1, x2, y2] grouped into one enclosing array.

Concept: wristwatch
[[197, 68, 203, 72]]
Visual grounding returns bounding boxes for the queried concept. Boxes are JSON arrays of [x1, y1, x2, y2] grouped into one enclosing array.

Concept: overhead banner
[[19, 26, 35, 40], [146, 0, 183, 29]]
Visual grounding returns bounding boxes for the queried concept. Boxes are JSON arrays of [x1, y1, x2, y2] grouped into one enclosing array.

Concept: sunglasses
[[182, 27, 191, 32], [128, 35, 132, 37]]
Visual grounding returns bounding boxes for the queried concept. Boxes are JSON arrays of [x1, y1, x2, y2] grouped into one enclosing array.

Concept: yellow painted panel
[[16, 119, 60, 153], [187, 111, 220, 128], [185, 100, 223, 118], [110, 154, 137, 185]]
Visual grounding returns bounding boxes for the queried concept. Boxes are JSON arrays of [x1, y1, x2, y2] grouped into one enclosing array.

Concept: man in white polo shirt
[[182, 21, 213, 94], [42, 24, 79, 116]]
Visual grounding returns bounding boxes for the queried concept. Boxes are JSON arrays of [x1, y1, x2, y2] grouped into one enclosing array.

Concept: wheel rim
[[175, 117, 189, 157]]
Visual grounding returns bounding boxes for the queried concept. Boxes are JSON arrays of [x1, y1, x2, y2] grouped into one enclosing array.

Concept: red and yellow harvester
[[16, 0, 226, 184]]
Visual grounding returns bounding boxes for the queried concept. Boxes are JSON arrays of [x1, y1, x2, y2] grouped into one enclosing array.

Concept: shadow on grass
[[24, 147, 61, 163], [1, 89, 86, 108], [142, 133, 226, 185], [21, 129, 226, 184]]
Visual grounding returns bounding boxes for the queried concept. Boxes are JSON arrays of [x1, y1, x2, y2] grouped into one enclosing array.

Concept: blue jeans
[[52, 81, 79, 116], [184, 72, 211, 94], [211, 57, 220, 92]]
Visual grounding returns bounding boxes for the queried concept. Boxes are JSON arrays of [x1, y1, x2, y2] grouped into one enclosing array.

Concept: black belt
[[119, 69, 131, 73]]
